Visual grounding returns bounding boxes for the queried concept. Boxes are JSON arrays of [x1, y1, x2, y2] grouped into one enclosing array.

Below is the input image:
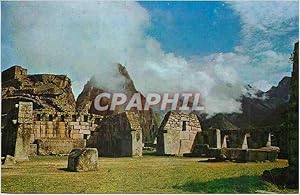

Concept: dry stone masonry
[[157, 111, 202, 156], [87, 112, 143, 157]]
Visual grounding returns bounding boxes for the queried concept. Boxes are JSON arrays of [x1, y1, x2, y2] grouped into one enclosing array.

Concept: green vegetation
[[1, 156, 296, 193]]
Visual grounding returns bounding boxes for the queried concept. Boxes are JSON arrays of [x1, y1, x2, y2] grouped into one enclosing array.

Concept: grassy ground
[[1, 155, 296, 193]]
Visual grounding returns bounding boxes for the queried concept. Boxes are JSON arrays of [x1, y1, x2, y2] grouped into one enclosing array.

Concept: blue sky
[[1, 1, 299, 115], [140, 1, 241, 57]]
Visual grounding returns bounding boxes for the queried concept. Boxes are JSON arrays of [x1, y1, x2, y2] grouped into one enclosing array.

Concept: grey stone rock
[[67, 148, 98, 172]]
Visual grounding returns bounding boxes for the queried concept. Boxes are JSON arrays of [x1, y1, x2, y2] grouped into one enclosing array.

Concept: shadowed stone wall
[[87, 112, 143, 157]]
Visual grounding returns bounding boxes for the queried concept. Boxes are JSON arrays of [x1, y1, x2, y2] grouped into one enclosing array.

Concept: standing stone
[[67, 148, 98, 172], [14, 102, 33, 161], [216, 129, 221, 149], [222, 135, 228, 148]]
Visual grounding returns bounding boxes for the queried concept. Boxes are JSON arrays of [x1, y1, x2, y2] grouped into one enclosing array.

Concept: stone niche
[[87, 112, 143, 157], [157, 111, 202, 156]]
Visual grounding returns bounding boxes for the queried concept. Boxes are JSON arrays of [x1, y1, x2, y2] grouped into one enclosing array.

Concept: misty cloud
[[2, 1, 298, 117]]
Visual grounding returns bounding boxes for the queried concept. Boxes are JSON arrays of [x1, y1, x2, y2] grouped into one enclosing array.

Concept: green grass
[[1, 155, 297, 193]]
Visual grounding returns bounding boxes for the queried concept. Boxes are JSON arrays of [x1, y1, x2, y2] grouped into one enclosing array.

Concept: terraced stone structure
[[157, 111, 202, 156]]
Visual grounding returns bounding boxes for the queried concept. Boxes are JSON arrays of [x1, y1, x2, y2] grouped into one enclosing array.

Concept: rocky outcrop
[[76, 64, 159, 143], [2, 66, 76, 113]]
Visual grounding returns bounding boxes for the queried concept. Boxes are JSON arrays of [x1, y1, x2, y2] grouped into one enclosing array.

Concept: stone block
[[67, 148, 98, 172], [69, 122, 78, 126], [80, 122, 89, 126], [80, 129, 91, 135], [72, 130, 80, 134], [73, 125, 81, 130], [73, 133, 83, 139]]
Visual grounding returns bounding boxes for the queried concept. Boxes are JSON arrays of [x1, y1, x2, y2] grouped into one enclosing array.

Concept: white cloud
[[2, 1, 298, 117], [252, 80, 272, 92], [229, 1, 298, 37], [227, 1, 298, 90]]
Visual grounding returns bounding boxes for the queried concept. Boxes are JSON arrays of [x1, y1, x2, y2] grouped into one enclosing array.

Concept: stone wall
[[1, 101, 104, 158], [87, 112, 143, 157], [157, 111, 202, 156], [35, 138, 85, 155], [31, 110, 103, 142], [2, 65, 27, 82]]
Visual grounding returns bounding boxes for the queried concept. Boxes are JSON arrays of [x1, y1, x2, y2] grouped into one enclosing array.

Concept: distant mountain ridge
[[201, 76, 291, 130]]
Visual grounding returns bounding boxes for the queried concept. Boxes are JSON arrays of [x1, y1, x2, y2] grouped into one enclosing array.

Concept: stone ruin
[[191, 128, 280, 162], [1, 101, 103, 158], [87, 112, 143, 157], [156, 111, 202, 156], [155, 111, 281, 162], [1, 65, 145, 160], [1, 100, 145, 159], [1, 65, 282, 163]]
